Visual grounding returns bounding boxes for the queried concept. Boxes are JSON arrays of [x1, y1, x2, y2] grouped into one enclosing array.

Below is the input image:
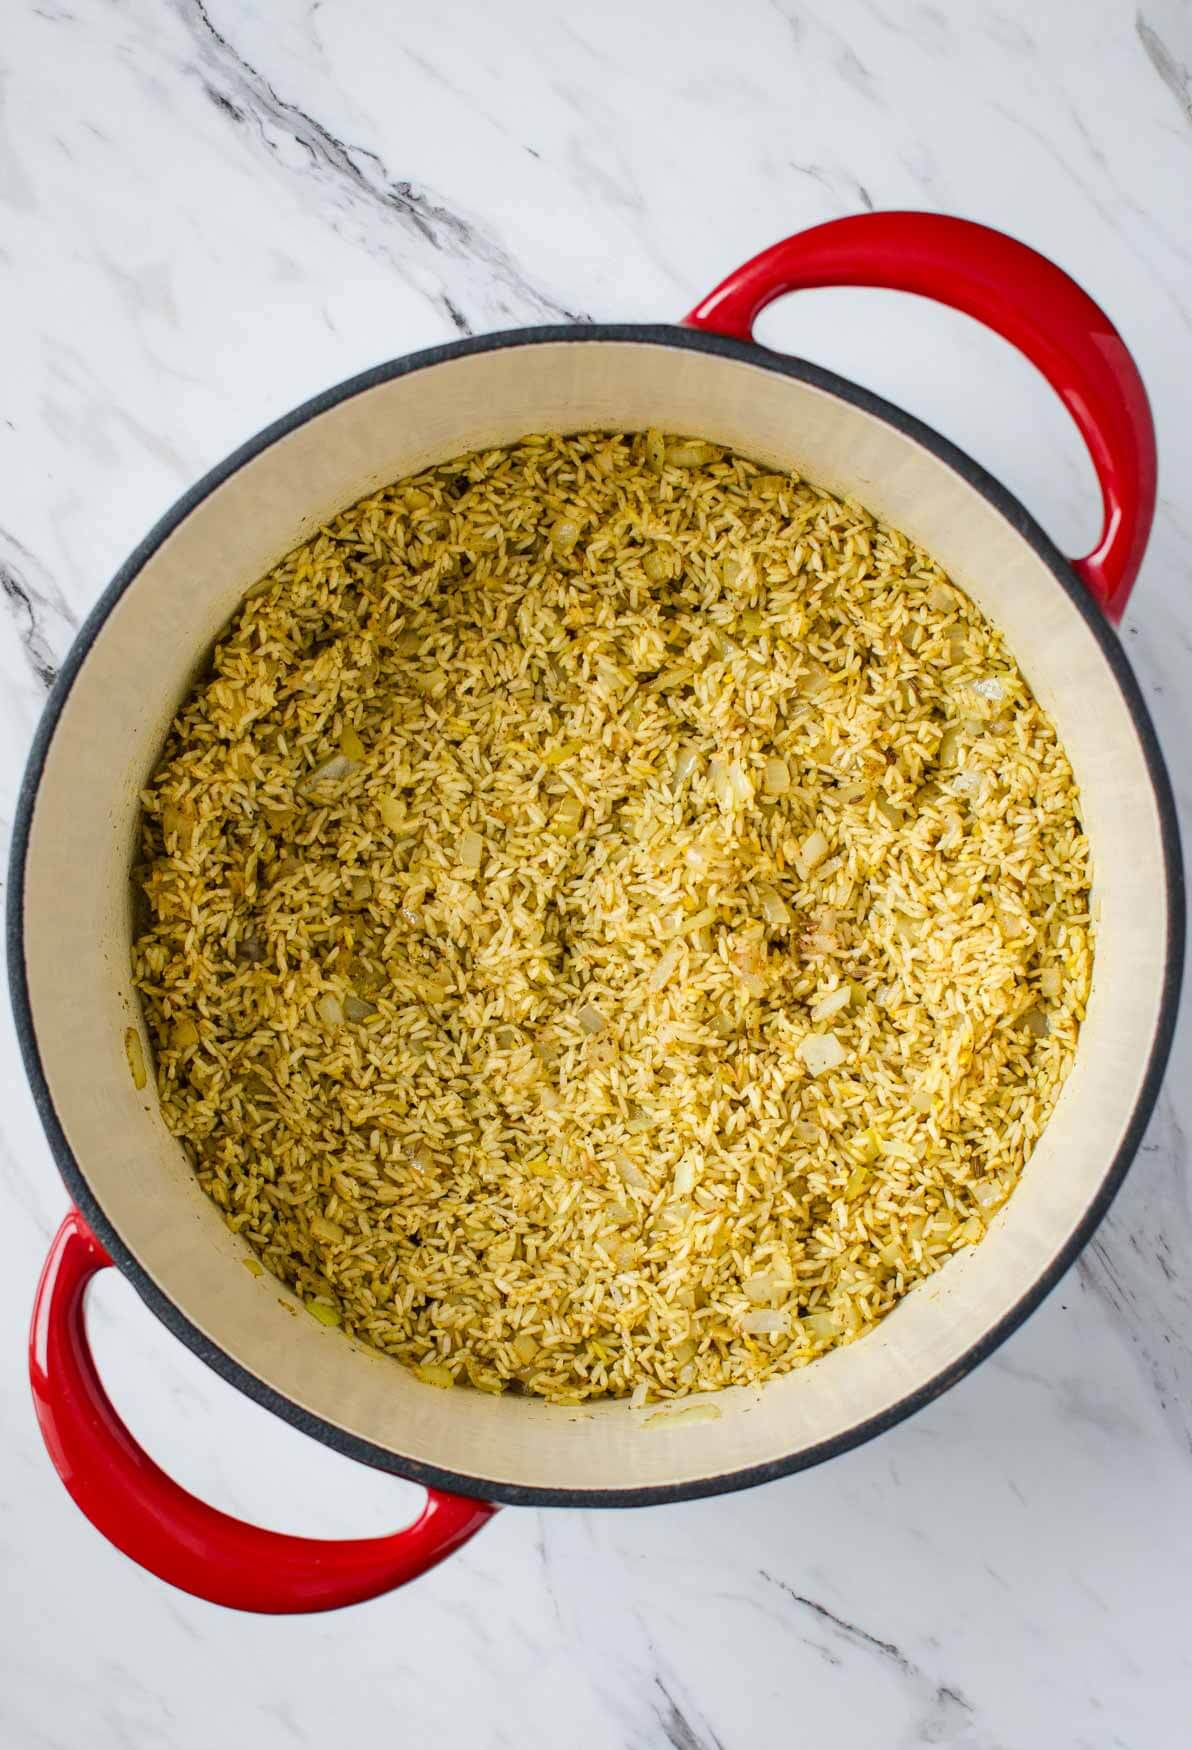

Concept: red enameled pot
[[11, 213, 1182, 1612]]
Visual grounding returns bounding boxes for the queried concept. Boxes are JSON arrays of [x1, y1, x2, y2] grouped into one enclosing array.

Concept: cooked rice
[[131, 431, 1091, 1404]]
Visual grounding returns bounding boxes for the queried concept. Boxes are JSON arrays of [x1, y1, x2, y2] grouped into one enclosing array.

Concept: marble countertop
[[3, 2, 1191, 1745]]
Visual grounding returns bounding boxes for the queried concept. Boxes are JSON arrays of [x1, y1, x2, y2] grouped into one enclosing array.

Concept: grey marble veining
[[1, 2, 1190, 1746]]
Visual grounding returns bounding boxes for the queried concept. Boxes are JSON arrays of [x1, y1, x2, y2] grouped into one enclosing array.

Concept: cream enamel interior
[[20, 337, 1171, 1496]]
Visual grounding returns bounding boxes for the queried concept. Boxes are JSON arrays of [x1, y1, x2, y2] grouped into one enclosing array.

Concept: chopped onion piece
[[743, 1272, 782, 1305], [647, 662, 696, 693], [798, 1031, 846, 1077], [679, 906, 718, 937], [763, 756, 791, 797], [936, 725, 964, 767], [740, 1308, 788, 1336], [413, 1362, 454, 1389], [416, 665, 448, 698], [810, 986, 851, 1023], [844, 1163, 872, 1200], [996, 904, 1025, 939], [553, 795, 584, 837], [576, 1003, 605, 1035], [796, 828, 830, 877], [378, 794, 405, 832], [124, 1027, 147, 1091], [721, 553, 752, 592], [732, 940, 767, 998], [648, 941, 683, 992], [709, 756, 733, 810], [759, 886, 791, 929], [728, 761, 753, 806], [541, 738, 584, 767], [674, 744, 700, 785], [802, 911, 840, 957], [938, 810, 964, 850], [458, 829, 484, 869], [852, 1126, 882, 1164], [666, 439, 721, 467], [644, 1401, 722, 1427], [615, 1151, 649, 1191], [1039, 968, 1061, 999], [162, 803, 197, 849], [317, 993, 344, 1027], [310, 1213, 346, 1244], [512, 1333, 539, 1365], [340, 723, 366, 761], [673, 1155, 696, 1197], [305, 753, 356, 790]]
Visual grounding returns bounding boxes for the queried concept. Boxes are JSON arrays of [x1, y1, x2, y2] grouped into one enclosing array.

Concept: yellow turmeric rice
[[131, 431, 1091, 1404]]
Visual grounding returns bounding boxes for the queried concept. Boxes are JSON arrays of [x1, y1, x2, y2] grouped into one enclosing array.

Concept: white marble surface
[[2, 1, 1191, 1744]]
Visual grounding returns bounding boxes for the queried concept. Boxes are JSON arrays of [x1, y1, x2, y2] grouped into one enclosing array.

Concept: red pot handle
[[685, 211, 1156, 621], [29, 1209, 496, 1613]]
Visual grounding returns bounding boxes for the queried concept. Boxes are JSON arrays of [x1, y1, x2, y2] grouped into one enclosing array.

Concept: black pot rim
[[8, 322, 1185, 1510]]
